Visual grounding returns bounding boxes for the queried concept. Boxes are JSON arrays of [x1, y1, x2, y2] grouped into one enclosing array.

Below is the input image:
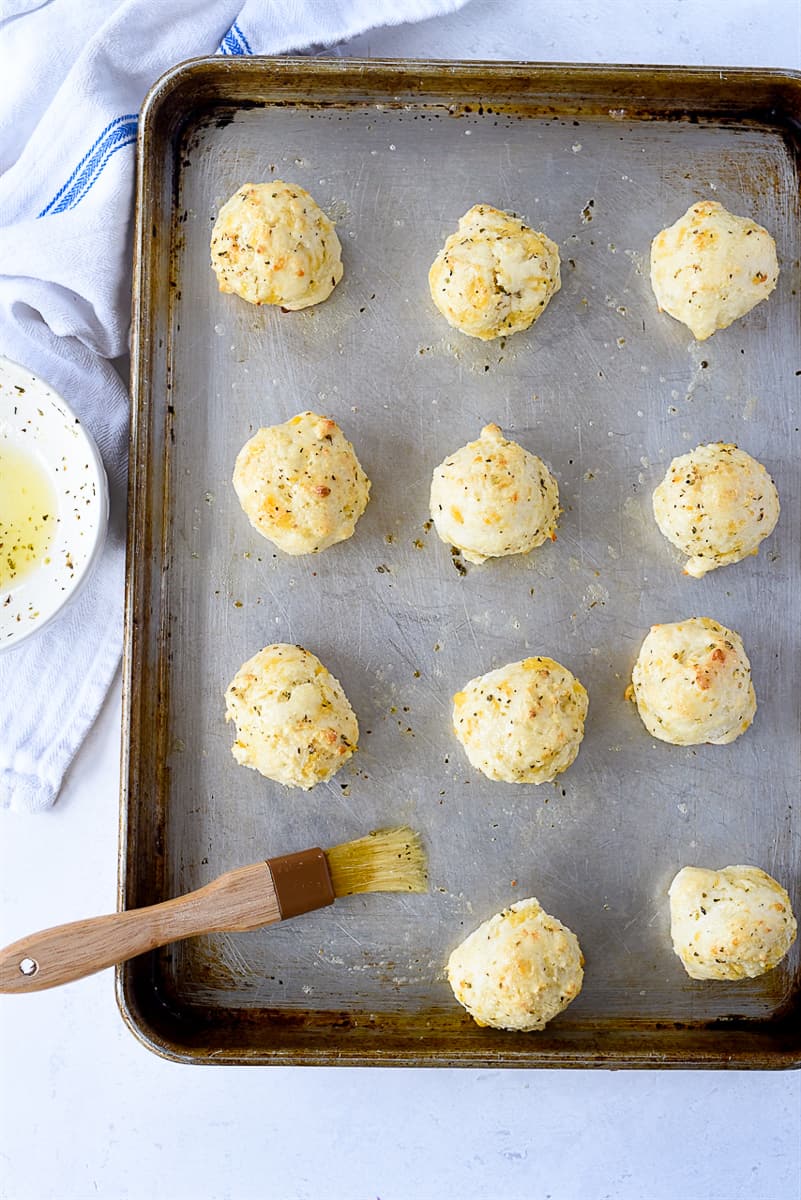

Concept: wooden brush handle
[[0, 863, 280, 994]]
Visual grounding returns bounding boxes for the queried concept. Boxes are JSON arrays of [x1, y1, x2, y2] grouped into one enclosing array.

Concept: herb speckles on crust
[[428, 204, 561, 340], [628, 617, 756, 746]]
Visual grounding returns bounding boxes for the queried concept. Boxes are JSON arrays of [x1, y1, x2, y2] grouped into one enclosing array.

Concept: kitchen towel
[[0, 0, 467, 812]]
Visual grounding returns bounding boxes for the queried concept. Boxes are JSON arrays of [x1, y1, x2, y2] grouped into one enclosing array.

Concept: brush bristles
[[325, 827, 428, 897]]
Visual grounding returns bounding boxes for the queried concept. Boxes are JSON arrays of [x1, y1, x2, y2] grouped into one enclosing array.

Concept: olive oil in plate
[[0, 444, 58, 591]]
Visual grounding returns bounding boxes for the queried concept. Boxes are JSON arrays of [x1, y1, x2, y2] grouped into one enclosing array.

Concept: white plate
[[0, 356, 108, 650]]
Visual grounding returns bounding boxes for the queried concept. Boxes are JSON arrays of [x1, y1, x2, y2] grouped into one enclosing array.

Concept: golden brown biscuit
[[650, 201, 778, 340], [669, 865, 797, 980], [652, 443, 779, 578], [225, 644, 358, 790], [233, 412, 370, 555], [211, 181, 343, 309], [453, 657, 588, 784], [429, 204, 560, 340], [448, 898, 584, 1031], [430, 423, 559, 565], [629, 618, 755, 746]]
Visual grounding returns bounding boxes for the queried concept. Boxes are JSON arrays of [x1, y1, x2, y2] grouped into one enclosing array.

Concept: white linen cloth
[[0, 0, 466, 812]]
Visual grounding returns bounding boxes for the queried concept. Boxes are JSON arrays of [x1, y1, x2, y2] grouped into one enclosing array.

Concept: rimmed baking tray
[[121, 58, 801, 1066]]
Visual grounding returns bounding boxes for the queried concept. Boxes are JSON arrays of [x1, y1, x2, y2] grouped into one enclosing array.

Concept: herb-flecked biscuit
[[447, 897, 584, 1031], [233, 412, 370, 555], [429, 423, 559, 565], [224, 644, 358, 789], [628, 618, 756, 746], [210, 181, 343, 309], [429, 204, 561, 340], [669, 865, 797, 981], [650, 200, 779, 341], [652, 442, 779, 578], [452, 657, 588, 784]]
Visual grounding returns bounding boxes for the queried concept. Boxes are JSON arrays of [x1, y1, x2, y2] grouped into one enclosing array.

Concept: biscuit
[[669, 865, 797, 980], [453, 657, 588, 784], [650, 201, 778, 340], [652, 443, 779, 578], [225, 644, 358, 789], [429, 204, 560, 340], [447, 897, 584, 1031], [430, 424, 559, 565], [211, 181, 343, 309], [629, 618, 755, 746], [233, 412, 370, 555]]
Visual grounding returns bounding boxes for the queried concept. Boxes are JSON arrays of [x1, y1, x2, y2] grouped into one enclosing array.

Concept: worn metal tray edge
[[131, 55, 801, 126], [114, 974, 801, 1068], [119, 57, 801, 1068]]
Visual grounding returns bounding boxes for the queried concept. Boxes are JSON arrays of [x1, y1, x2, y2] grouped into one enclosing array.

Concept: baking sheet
[[122, 60, 801, 1065]]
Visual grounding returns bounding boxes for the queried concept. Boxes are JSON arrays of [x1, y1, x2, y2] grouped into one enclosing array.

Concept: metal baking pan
[[122, 58, 801, 1066]]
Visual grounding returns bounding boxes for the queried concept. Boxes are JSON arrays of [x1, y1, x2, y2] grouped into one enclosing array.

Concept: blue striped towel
[[0, 0, 467, 812]]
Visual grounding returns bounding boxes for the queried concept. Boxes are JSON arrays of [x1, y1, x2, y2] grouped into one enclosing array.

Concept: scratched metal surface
[[146, 80, 800, 1039]]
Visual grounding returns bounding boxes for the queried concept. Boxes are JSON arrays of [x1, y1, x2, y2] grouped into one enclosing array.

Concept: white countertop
[[1, 4, 800, 1198]]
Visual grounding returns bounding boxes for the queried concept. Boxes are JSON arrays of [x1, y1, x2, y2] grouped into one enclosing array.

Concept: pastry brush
[[0, 826, 426, 994]]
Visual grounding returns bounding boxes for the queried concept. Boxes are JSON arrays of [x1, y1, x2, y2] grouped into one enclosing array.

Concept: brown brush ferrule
[[266, 847, 335, 920]]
